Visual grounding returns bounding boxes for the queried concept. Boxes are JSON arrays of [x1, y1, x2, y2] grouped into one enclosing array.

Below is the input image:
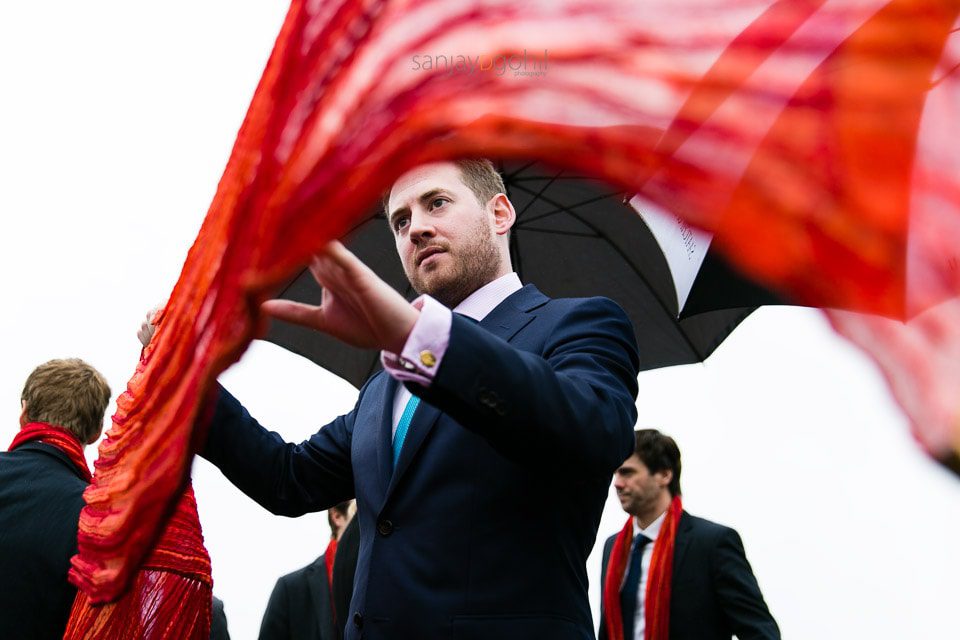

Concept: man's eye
[[394, 216, 409, 231], [430, 197, 448, 209]]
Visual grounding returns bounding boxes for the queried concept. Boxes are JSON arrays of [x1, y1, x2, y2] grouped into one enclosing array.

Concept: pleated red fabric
[[68, 0, 960, 615], [65, 487, 212, 639]]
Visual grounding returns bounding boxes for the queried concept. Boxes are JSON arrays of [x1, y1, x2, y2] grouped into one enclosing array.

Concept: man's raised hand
[[261, 241, 418, 354]]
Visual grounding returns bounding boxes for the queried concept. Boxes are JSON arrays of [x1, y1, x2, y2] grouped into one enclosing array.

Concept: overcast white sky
[[2, 3, 958, 638]]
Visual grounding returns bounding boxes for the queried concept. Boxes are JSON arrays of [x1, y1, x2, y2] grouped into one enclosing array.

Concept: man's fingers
[[318, 240, 375, 281], [261, 299, 328, 332]]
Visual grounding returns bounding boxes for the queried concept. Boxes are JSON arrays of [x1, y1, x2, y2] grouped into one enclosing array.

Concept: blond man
[[0, 359, 111, 640]]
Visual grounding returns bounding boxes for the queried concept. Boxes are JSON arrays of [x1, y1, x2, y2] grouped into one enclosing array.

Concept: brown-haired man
[[193, 159, 641, 640], [599, 429, 780, 640], [0, 358, 111, 639]]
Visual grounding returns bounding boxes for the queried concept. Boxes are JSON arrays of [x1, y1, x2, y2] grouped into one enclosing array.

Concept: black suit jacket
[[204, 285, 640, 640], [599, 511, 780, 640], [0, 442, 88, 640], [331, 518, 359, 640], [260, 547, 337, 640], [212, 595, 231, 640]]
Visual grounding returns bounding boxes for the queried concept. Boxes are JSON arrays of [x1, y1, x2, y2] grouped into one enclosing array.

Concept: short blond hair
[[21, 358, 111, 445]]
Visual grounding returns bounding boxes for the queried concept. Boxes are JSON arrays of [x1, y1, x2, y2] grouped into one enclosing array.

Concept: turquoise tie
[[392, 395, 421, 467]]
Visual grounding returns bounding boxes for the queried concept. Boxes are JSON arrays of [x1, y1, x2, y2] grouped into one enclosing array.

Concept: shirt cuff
[[380, 295, 451, 387]]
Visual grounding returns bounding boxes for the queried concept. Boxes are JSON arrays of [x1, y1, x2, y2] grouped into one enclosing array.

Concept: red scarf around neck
[[9, 422, 91, 482], [603, 495, 683, 640]]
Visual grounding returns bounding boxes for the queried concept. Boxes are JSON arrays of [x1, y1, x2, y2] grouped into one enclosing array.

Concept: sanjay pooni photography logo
[[410, 49, 549, 78]]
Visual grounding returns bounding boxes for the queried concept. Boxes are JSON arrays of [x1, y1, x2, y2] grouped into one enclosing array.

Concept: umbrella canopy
[[263, 162, 784, 389]]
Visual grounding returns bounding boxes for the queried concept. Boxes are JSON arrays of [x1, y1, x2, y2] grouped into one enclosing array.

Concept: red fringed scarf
[[8, 422, 91, 482], [603, 496, 683, 640], [64, 486, 213, 639], [325, 537, 338, 588]]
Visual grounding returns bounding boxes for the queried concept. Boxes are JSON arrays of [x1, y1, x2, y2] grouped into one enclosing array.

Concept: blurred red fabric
[[69, 0, 960, 612]]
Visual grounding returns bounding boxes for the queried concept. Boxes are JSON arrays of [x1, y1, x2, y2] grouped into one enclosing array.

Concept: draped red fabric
[[69, 0, 960, 607], [325, 538, 338, 589], [65, 486, 212, 639], [602, 496, 683, 640], [8, 422, 91, 482]]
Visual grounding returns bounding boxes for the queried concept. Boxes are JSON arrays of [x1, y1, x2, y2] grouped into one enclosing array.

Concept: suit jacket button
[[353, 612, 363, 628], [377, 519, 394, 536]]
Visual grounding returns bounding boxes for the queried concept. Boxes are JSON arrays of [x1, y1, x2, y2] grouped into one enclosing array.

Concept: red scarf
[[8, 422, 91, 482], [325, 537, 338, 588], [603, 495, 682, 640], [65, 486, 212, 639]]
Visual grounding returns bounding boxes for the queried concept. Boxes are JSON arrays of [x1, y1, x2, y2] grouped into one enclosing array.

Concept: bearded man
[[186, 159, 640, 640]]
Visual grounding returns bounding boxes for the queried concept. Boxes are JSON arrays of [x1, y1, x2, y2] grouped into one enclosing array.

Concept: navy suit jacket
[[259, 548, 336, 640], [203, 284, 640, 640], [0, 442, 87, 640], [598, 512, 780, 640]]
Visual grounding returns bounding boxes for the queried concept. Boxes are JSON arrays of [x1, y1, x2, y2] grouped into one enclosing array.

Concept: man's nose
[[408, 210, 435, 243]]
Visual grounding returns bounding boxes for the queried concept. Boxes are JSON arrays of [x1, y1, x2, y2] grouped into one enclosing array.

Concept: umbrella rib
[[506, 167, 705, 359], [512, 185, 704, 359], [511, 187, 622, 227], [561, 207, 705, 359], [512, 169, 564, 223], [517, 227, 602, 239]]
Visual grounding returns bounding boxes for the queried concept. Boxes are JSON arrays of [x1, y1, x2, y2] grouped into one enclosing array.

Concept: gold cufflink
[[420, 350, 437, 367]]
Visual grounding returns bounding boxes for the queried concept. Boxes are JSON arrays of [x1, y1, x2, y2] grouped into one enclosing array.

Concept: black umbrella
[[262, 162, 784, 389]]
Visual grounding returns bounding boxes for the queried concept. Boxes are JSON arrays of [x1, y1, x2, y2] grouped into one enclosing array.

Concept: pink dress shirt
[[381, 273, 523, 434]]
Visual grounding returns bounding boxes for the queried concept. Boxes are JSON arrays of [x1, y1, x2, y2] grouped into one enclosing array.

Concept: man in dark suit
[[599, 429, 780, 640], [259, 500, 355, 640], [0, 358, 111, 640], [196, 159, 641, 639]]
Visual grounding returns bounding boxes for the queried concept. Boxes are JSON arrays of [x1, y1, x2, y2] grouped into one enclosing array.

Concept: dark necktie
[[619, 534, 652, 640]]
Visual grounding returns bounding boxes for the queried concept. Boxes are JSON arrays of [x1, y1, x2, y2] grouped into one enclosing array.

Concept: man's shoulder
[[681, 511, 739, 541], [538, 291, 628, 315], [276, 553, 326, 588], [0, 444, 88, 487]]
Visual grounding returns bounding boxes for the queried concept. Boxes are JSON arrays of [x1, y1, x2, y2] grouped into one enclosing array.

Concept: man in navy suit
[[0, 359, 111, 640], [198, 159, 641, 639], [598, 429, 779, 640]]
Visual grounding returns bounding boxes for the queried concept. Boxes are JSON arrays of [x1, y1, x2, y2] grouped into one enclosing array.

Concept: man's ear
[[656, 468, 673, 490], [489, 193, 516, 236], [19, 401, 28, 427]]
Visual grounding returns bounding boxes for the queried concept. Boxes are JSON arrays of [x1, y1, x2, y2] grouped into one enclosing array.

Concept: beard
[[406, 221, 503, 308]]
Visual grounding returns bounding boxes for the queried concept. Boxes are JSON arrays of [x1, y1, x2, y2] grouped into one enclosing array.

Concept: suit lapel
[[385, 398, 442, 497], [671, 511, 693, 578], [305, 554, 333, 639], [477, 283, 546, 341], [375, 375, 398, 503], [381, 284, 548, 500]]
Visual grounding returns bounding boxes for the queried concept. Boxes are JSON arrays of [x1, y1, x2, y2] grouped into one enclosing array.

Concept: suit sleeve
[[710, 527, 781, 640], [416, 297, 640, 474], [200, 385, 356, 517], [258, 577, 291, 640]]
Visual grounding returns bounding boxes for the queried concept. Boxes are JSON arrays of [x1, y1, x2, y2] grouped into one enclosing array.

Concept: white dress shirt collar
[[453, 272, 523, 321], [632, 510, 667, 543]]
